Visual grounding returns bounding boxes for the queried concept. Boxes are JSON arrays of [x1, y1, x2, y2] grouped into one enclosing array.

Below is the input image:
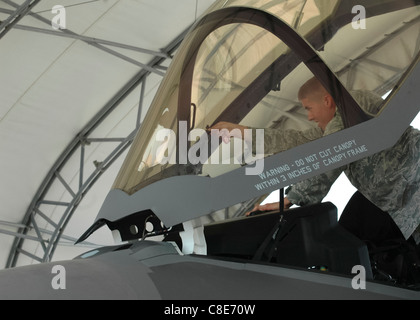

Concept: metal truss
[[0, 1, 168, 76], [4, 1, 188, 268], [0, 0, 40, 39]]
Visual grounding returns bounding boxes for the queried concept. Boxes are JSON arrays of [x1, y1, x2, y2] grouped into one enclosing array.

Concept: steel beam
[[11, 23, 171, 58], [1, 1, 166, 76], [0, 0, 40, 39]]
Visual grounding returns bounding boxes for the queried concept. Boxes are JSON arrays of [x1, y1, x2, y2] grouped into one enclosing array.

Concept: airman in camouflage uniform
[[262, 83, 420, 244], [214, 78, 420, 244]]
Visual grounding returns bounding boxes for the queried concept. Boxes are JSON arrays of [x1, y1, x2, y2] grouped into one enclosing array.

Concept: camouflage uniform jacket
[[263, 91, 420, 242]]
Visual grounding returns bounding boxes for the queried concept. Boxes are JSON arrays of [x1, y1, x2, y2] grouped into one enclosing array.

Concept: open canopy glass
[[113, 0, 420, 196]]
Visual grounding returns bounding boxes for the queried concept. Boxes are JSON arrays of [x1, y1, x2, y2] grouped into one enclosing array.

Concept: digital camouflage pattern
[[263, 90, 420, 242]]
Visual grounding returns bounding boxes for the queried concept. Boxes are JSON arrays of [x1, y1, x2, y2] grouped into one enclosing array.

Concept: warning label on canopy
[[254, 139, 368, 191]]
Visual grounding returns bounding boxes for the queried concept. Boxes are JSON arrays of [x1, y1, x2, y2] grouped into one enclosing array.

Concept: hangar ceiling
[[0, 0, 217, 269]]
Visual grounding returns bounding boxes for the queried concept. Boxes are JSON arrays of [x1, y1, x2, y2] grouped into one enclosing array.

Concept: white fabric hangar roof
[[0, 0, 217, 269]]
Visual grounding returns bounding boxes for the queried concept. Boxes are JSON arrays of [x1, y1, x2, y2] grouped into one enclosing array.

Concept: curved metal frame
[[178, 7, 371, 132], [5, 23, 187, 269]]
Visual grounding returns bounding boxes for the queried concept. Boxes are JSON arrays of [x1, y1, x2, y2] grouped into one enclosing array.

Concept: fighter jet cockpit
[[78, 0, 420, 291], [111, 0, 420, 194]]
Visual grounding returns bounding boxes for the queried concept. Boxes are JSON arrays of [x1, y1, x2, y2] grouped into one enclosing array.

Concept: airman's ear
[[324, 94, 335, 109]]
